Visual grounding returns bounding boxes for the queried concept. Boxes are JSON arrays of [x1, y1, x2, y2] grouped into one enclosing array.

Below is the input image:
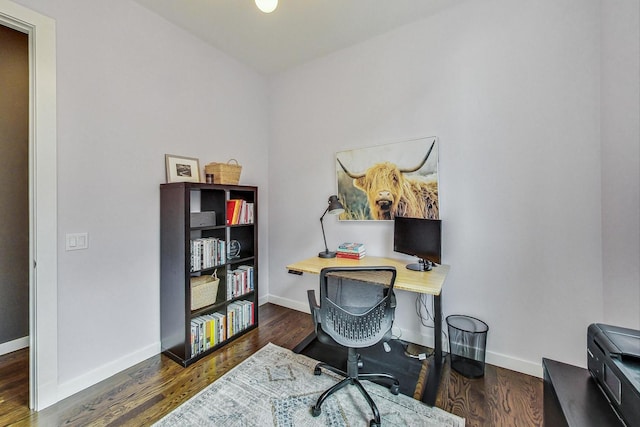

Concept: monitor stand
[[406, 259, 433, 272]]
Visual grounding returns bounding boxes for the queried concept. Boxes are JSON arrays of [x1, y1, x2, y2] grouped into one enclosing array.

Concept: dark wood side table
[[543, 358, 622, 426]]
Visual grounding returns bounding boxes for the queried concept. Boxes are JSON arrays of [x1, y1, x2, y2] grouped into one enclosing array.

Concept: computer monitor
[[393, 217, 441, 271]]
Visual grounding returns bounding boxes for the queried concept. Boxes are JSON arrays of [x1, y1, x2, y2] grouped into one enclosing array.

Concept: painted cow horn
[[336, 157, 365, 179], [399, 140, 435, 173]]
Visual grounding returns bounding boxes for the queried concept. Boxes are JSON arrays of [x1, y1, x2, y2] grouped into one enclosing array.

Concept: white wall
[[268, 0, 625, 376], [13, 0, 270, 401], [601, 0, 640, 329]]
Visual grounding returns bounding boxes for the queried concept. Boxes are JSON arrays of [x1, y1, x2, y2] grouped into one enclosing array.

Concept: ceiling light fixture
[[255, 0, 278, 14]]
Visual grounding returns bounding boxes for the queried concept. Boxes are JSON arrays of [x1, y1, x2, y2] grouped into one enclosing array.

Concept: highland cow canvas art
[[336, 137, 439, 221]]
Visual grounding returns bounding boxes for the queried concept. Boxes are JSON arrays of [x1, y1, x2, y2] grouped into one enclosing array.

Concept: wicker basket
[[205, 159, 242, 185], [191, 275, 220, 310]]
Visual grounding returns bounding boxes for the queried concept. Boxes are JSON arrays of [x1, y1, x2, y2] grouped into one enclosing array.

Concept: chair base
[[311, 348, 400, 426]]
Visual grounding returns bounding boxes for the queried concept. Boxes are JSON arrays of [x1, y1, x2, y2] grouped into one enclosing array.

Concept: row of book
[[336, 242, 366, 259], [227, 265, 255, 299], [191, 312, 226, 355], [190, 300, 255, 357], [191, 237, 226, 272], [226, 199, 255, 225], [227, 300, 255, 338]]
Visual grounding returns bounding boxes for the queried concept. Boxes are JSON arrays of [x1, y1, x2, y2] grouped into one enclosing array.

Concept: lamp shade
[[327, 195, 345, 215], [255, 0, 278, 13]]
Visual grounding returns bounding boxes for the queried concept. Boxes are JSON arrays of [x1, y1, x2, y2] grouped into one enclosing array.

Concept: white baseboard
[[265, 298, 543, 378], [485, 349, 543, 378], [57, 342, 160, 402], [267, 295, 310, 314], [0, 336, 29, 356], [393, 326, 542, 378]]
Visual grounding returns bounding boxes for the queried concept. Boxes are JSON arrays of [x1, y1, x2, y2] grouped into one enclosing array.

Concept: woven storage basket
[[191, 275, 220, 311], [205, 159, 242, 185]]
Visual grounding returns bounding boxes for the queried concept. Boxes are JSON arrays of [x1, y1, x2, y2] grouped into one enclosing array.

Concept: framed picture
[[335, 136, 439, 221], [165, 154, 201, 183]]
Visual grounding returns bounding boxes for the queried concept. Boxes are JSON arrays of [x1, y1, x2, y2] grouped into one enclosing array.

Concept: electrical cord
[[403, 346, 435, 360], [414, 293, 449, 349], [391, 326, 403, 341], [415, 293, 435, 328]]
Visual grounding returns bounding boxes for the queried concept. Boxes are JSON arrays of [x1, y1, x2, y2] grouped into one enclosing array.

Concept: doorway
[[0, 0, 58, 411], [0, 22, 29, 357]]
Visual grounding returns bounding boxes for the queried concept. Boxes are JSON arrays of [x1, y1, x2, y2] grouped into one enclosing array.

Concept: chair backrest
[[318, 266, 396, 348]]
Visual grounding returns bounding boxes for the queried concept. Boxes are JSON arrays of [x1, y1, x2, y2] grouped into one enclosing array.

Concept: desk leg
[[434, 292, 442, 362], [422, 292, 444, 406], [292, 331, 317, 354]]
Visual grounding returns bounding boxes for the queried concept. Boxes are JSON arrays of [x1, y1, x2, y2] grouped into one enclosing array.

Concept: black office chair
[[307, 266, 400, 427]]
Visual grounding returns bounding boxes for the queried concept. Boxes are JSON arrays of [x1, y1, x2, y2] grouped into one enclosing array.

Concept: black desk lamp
[[318, 195, 345, 258]]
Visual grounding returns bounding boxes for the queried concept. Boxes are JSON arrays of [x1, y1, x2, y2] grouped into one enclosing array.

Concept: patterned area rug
[[154, 343, 464, 426]]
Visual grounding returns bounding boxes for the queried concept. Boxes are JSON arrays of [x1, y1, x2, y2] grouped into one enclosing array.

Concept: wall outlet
[[65, 232, 88, 251]]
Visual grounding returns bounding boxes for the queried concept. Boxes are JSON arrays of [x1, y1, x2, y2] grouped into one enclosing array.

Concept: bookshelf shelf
[[160, 182, 258, 367]]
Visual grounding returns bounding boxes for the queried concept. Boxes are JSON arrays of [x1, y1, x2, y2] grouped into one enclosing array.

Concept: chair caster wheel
[[390, 384, 399, 395], [314, 366, 322, 375], [311, 406, 321, 417], [369, 420, 380, 427]]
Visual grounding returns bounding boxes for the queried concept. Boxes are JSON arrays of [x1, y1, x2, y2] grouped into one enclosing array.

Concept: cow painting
[[336, 138, 439, 220]]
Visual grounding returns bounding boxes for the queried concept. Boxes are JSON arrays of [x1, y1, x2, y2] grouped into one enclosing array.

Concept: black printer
[[587, 323, 640, 426]]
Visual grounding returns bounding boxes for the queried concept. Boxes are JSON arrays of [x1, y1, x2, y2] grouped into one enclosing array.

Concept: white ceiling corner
[[133, 0, 467, 75]]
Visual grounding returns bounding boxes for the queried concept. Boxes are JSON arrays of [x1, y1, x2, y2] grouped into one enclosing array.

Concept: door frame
[[0, 0, 58, 410]]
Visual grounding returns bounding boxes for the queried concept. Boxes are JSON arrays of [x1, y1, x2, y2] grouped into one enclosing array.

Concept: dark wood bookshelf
[[160, 182, 258, 367]]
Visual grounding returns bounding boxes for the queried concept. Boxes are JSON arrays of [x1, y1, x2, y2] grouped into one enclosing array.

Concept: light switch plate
[[66, 232, 88, 251]]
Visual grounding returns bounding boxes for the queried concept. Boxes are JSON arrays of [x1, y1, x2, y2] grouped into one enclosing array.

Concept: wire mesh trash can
[[446, 315, 489, 378]]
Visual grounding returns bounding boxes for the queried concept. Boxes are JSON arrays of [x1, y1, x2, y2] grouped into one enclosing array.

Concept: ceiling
[[133, 0, 466, 75]]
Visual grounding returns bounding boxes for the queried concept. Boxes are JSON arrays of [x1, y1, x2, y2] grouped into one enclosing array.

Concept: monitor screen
[[393, 217, 441, 271]]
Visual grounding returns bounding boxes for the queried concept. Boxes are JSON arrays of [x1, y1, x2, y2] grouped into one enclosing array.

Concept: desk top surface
[[286, 256, 449, 296]]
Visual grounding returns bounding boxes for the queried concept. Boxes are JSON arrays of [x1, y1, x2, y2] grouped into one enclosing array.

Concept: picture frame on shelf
[[165, 154, 201, 183]]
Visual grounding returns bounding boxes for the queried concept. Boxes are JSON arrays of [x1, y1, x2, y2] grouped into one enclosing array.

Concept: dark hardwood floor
[[0, 304, 543, 426]]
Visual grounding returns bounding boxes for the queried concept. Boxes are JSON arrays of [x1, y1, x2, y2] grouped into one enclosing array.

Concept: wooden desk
[[286, 255, 450, 406]]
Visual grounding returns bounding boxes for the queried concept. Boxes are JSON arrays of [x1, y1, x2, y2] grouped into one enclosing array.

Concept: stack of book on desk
[[337, 242, 366, 259]]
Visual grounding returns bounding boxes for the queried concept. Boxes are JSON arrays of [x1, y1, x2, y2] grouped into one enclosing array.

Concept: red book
[[226, 199, 243, 225], [336, 252, 366, 259], [226, 200, 235, 225]]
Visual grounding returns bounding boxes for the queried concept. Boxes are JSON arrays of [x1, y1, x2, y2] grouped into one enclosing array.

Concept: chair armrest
[[307, 289, 320, 323], [307, 289, 319, 309], [385, 289, 397, 309]]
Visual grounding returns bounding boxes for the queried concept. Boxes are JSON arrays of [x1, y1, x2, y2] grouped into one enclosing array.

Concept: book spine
[[336, 252, 365, 259], [336, 248, 365, 254], [337, 243, 365, 253], [226, 200, 255, 225], [226, 201, 234, 225]]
